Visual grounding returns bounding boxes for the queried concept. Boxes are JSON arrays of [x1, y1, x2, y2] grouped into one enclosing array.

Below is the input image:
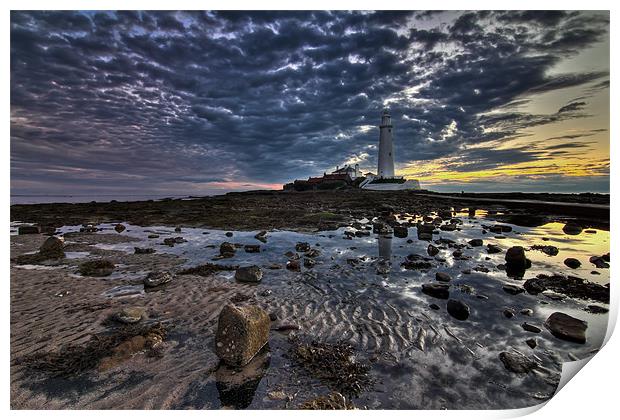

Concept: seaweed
[[298, 392, 355, 410], [19, 323, 167, 377], [288, 337, 372, 397]]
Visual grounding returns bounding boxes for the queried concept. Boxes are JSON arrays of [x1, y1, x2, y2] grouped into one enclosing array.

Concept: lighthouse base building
[[360, 110, 421, 191]]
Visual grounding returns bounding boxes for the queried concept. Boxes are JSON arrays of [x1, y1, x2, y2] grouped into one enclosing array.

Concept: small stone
[[79, 259, 115, 277], [148, 234, 159, 239], [429, 303, 440, 310], [520, 308, 533, 316], [435, 272, 451, 282], [544, 312, 587, 343], [393, 225, 408, 238], [175, 226, 182, 232], [303, 258, 316, 268], [585, 305, 608, 314], [134, 247, 155, 254], [521, 322, 542, 333], [505, 246, 527, 267], [295, 242, 311, 252], [144, 271, 173, 287], [563, 223, 583, 235], [447, 299, 470, 320], [427, 244, 439, 256], [286, 259, 301, 271], [254, 231, 268, 243], [114, 307, 146, 324], [503, 308, 515, 318], [215, 304, 270, 367], [525, 338, 537, 349], [39, 236, 65, 258], [114, 224, 126, 233], [225, 232, 233, 237], [220, 242, 236, 256], [487, 244, 502, 254], [564, 258, 581, 269], [244, 244, 261, 253], [421, 283, 450, 299], [589, 255, 609, 269], [503, 284, 525, 295], [235, 266, 263, 283], [468, 239, 483, 247]]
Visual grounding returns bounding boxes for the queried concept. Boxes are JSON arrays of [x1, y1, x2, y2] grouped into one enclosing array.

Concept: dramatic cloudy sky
[[11, 10, 610, 197]]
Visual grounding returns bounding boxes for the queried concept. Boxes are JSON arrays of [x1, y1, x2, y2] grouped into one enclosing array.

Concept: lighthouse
[[377, 109, 395, 178]]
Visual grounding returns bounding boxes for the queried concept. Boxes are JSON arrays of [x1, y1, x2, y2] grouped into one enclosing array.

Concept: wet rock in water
[[402, 254, 433, 270], [585, 305, 608, 314], [563, 223, 583, 235], [544, 312, 587, 344], [503, 284, 525, 295], [531, 245, 559, 256], [148, 234, 159, 239], [589, 255, 610, 269], [39, 236, 65, 258], [18, 225, 41, 235], [286, 259, 301, 271], [487, 244, 502, 254], [299, 392, 354, 410], [523, 274, 609, 303], [144, 271, 173, 288], [225, 232, 233, 237], [285, 251, 299, 259], [373, 222, 393, 235], [447, 299, 470, 320], [429, 303, 440, 310], [114, 224, 126, 233], [303, 258, 316, 268], [435, 272, 451, 282], [220, 242, 236, 256], [427, 244, 439, 256], [421, 283, 450, 299], [526, 338, 537, 349], [393, 225, 408, 238], [417, 223, 435, 234], [521, 322, 542, 333], [134, 247, 155, 254], [440, 223, 457, 231], [79, 259, 115, 277], [215, 304, 270, 367], [164, 237, 186, 247], [114, 307, 146, 324], [244, 244, 260, 253], [305, 248, 321, 258], [80, 224, 98, 233], [520, 308, 534, 316], [499, 351, 537, 374], [295, 242, 311, 252], [503, 308, 515, 318], [254, 230, 268, 243], [505, 246, 527, 267], [564, 258, 581, 269], [468, 239, 483, 247], [235, 265, 263, 283]]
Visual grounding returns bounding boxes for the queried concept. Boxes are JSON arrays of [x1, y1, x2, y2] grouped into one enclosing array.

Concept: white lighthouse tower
[[360, 110, 421, 191], [377, 109, 395, 178]]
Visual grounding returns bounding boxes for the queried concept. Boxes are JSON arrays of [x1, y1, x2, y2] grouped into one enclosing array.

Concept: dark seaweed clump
[[299, 392, 355, 410], [19, 323, 167, 377], [288, 338, 372, 397], [178, 263, 238, 276]]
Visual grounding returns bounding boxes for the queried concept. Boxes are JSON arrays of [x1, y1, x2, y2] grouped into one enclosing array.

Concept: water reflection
[[377, 235, 392, 260], [215, 347, 270, 409]]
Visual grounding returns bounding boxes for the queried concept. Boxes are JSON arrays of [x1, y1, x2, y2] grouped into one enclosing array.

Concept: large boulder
[[144, 271, 173, 288], [544, 312, 587, 344], [39, 236, 65, 258], [215, 304, 270, 367], [235, 266, 263, 283]]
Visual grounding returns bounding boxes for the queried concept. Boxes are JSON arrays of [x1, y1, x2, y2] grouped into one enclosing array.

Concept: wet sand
[[10, 193, 610, 410]]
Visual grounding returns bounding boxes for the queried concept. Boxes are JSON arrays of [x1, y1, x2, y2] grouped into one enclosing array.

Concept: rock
[[468, 239, 483, 247], [295, 242, 311, 252], [254, 231, 268, 243], [286, 259, 301, 271], [18, 225, 40, 235], [39, 236, 65, 258], [220, 242, 236, 256], [148, 234, 159, 239], [427, 244, 439, 256], [134, 247, 155, 254], [244, 244, 261, 253], [523, 274, 609, 303], [520, 308, 533, 316], [589, 255, 610, 269], [503, 308, 515, 318], [435, 272, 451, 282], [532, 245, 558, 256], [418, 232, 433, 241], [564, 258, 581, 269], [503, 284, 525, 295], [447, 299, 470, 320], [303, 258, 316, 268], [114, 224, 126, 233], [175, 226, 182, 232], [487, 244, 502, 254], [225, 232, 233, 237], [215, 304, 270, 367], [305, 248, 321, 258], [521, 322, 542, 333], [417, 223, 435, 234], [526, 338, 537, 349], [401, 254, 433, 270], [235, 266, 263, 283], [505, 246, 527, 267], [114, 307, 146, 324], [499, 351, 537, 374], [563, 223, 583, 235], [79, 259, 115, 277], [421, 283, 450, 299], [440, 223, 457, 231], [544, 312, 587, 344], [429, 303, 440, 310], [585, 305, 608, 314], [393, 225, 408, 238], [144, 271, 173, 288]]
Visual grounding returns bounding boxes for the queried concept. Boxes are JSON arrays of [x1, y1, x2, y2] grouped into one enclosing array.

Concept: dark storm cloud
[[10, 10, 609, 195]]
